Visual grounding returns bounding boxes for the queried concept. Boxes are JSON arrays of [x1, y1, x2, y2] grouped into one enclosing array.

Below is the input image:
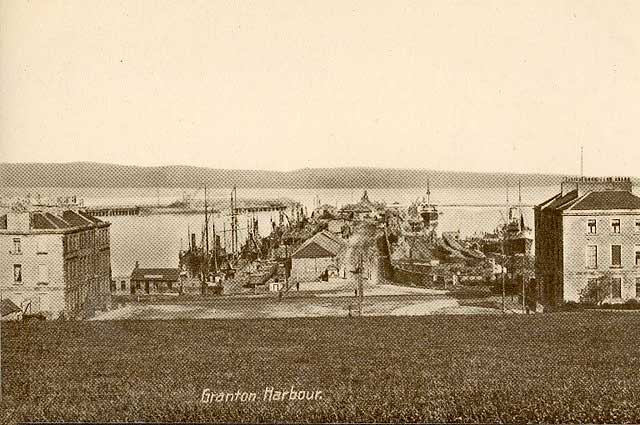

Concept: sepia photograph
[[1, 0, 640, 423]]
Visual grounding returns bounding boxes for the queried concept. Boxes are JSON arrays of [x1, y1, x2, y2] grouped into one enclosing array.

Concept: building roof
[[568, 190, 640, 211], [1, 299, 22, 316], [538, 188, 640, 213], [293, 242, 338, 259], [131, 268, 181, 281], [0, 208, 105, 231], [541, 190, 579, 211], [44, 212, 71, 229], [292, 231, 345, 259], [31, 212, 59, 230], [340, 190, 383, 213], [62, 210, 94, 227]]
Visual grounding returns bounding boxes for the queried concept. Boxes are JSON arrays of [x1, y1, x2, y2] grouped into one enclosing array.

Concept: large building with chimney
[[0, 205, 112, 319], [535, 177, 640, 306]]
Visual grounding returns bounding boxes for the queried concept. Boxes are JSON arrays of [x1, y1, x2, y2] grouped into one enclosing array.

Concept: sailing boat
[[418, 179, 441, 230], [501, 180, 533, 256]]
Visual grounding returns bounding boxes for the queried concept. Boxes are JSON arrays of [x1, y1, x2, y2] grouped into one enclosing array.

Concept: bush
[[595, 299, 640, 310], [560, 301, 584, 311]]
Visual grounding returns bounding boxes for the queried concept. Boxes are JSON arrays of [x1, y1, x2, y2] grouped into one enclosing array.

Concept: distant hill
[[0, 162, 584, 189]]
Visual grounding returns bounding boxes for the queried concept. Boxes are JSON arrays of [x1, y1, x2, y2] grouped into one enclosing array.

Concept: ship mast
[[230, 186, 239, 260], [204, 185, 210, 279], [211, 211, 217, 273], [518, 178, 523, 232]]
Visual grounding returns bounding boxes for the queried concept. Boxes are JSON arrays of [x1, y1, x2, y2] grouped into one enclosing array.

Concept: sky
[[1, 0, 639, 175]]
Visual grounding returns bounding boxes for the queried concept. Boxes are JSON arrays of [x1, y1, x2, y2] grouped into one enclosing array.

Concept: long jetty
[[84, 203, 292, 217], [85, 206, 141, 216]]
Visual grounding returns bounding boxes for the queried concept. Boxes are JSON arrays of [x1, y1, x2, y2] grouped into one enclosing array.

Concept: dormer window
[[611, 219, 621, 234], [588, 219, 597, 234]]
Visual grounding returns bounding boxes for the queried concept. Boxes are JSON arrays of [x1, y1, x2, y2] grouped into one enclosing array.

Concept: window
[[586, 245, 598, 269], [13, 264, 22, 284], [121, 281, 126, 291], [37, 264, 48, 284], [636, 245, 640, 266], [636, 277, 640, 299], [636, 219, 640, 233], [612, 277, 622, 299], [611, 219, 621, 234], [588, 219, 597, 234], [12, 238, 21, 254], [611, 245, 622, 267]]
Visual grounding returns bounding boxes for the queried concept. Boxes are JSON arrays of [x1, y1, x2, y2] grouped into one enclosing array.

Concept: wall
[[391, 264, 435, 287], [534, 206, 564, 306], [0, 232, 65, 318], [63, 225, 112, 318], [291, 257, 337, 282], [562, 212, 640, 302]]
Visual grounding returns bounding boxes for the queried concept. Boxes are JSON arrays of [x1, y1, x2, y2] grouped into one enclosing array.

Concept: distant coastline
[[0, 162, 594, 189]]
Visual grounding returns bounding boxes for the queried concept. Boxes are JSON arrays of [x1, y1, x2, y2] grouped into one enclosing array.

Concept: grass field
[[2, 311, 640, 423]]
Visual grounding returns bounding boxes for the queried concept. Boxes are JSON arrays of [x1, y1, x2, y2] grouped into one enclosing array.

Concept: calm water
[[2, 186, 561, 277]]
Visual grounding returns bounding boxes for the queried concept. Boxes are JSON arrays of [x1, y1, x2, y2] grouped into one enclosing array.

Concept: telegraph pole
[[519, 178, 525, 312], [1, 286, 3, 401], [211, 213, 217, 274], [522, 276, 526, 313], [502, 181, 508, 314], [358, 254, 364, 316], [501, 237, 506, 314]]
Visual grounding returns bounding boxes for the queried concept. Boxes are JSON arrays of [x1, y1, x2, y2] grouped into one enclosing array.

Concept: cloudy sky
[[1, 0, 639, 175]]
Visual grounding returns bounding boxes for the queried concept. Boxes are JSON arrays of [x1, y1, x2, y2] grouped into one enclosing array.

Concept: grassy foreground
[[2, 312, 640, 423]]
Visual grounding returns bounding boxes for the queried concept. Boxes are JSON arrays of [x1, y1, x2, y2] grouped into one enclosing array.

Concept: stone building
[[535, 177, 640, 306], [0, 206, 111, 319], [130, 265, 181, 295]]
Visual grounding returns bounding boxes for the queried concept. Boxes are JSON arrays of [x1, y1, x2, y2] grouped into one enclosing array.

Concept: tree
[[580, 272, 613, 305]]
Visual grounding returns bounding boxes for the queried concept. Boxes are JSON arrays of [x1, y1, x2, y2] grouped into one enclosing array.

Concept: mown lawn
[[2, 311, 640, 423]]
